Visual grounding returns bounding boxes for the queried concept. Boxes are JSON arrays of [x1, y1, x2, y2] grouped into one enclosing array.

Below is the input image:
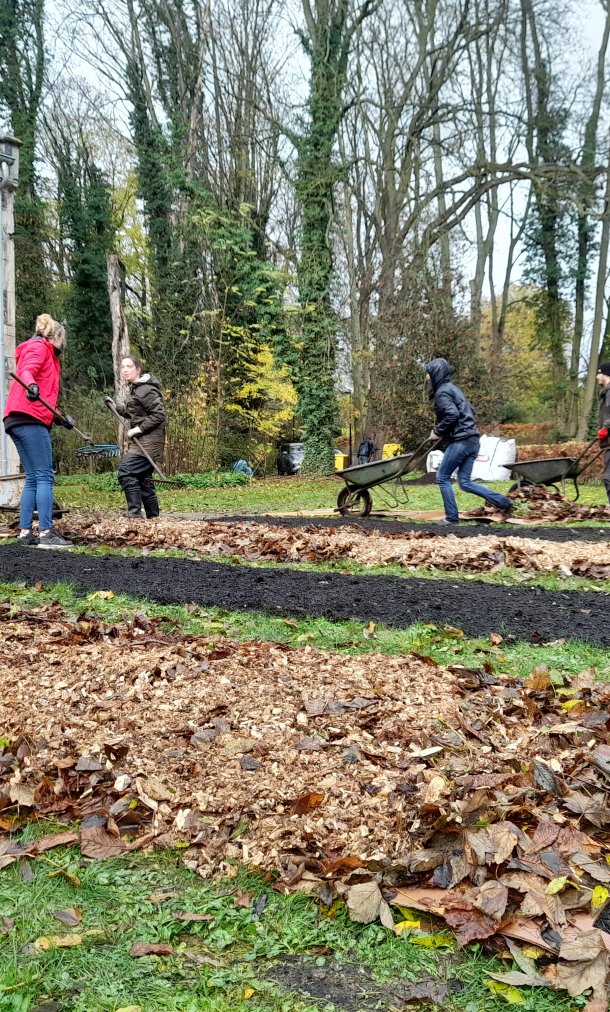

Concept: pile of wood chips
[[2, 602, 610, 1006], [54, 512, 610, 579]]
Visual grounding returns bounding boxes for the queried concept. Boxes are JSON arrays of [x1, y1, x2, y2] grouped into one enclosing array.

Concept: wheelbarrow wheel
[[337, 487, 373, 517]]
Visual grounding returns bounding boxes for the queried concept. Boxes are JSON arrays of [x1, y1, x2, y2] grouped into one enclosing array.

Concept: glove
[[598, 427, 609, 442], [127, 426, 142, 438], [103, 395, 116, 409], [60, 414, 75, 430], [427, 428, 438, 441], [25, 383, 39, 402]]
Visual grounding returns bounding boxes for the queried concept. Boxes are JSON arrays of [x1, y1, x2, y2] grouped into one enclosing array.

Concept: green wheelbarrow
[[335, 437, 440, 517]]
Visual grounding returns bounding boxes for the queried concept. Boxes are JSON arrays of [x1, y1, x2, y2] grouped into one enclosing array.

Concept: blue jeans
[[7, 424, 54, 530], [436, 436, 512, 522]]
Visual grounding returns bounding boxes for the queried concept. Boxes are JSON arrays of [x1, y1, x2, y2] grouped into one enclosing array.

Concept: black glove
[[25, 383, 40, 402], [103, 395, 116, 408], [59, 414, 75, 430]]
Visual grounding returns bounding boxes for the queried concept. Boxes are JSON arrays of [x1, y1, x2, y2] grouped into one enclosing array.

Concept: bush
[[57, 470, 250, 492]]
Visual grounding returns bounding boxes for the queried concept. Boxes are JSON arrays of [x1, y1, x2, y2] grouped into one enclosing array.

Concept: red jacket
[[3, 337, 61, 426]]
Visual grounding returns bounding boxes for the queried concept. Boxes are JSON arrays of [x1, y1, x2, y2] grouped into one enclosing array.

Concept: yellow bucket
[[381, 443, 401, 460]]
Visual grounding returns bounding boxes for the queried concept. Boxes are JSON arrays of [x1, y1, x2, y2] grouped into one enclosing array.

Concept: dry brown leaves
[[3, 603, 610, 1002], [57, 512, 610, 580], [465, 484, 610, 524]]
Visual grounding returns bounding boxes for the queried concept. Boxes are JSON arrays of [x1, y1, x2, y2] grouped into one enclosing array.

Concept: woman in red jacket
[[3, 315, 74, 548]]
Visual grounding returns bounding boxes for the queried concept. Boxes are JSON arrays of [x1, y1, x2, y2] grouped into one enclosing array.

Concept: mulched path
[[193, 513, 610, 544], [1, 543, 609, 644]]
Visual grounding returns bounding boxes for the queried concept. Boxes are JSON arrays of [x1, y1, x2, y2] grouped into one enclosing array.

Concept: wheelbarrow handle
[[9, 372, 91, 442], [104, 399, 170, 483], [571, 435, 600, 469]]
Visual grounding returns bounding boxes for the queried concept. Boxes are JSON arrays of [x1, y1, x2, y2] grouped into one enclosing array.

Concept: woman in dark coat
[[105, 356, 166, 518]]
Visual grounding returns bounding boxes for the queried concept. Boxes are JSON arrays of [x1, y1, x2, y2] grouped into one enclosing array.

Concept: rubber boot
[[141, 478, 160, 518], [121, 481, 143, 517]]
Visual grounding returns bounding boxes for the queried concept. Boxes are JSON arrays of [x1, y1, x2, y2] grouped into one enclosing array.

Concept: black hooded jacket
[[599, 384, 610, 433], [115, 373, 166, 462], [426, 358, 479, 446]]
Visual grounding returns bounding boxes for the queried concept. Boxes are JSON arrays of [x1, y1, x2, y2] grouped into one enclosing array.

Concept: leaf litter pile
[[56, 512, 610, 580], [3, 604, 610, 1004]]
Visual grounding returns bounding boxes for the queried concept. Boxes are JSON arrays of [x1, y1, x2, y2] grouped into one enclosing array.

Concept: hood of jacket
[[426, 358, 452, 392], [131, 373, 161, 391]]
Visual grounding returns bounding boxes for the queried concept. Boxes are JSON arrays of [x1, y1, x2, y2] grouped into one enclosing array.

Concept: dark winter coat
[[116, 374, 166, 463], [426, 358, 479, 446], [599, 384, 610, 432]]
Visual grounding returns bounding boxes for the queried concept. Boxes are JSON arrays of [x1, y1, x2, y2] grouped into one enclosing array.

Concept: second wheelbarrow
[[508, 438, 605, 501], [335, 438, 440, 517]]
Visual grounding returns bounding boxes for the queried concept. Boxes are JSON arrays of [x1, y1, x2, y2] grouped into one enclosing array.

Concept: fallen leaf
[[592, 887, 609, 910], [346, 881, 393, 928], [80, 826, 126, 860], [29, 831, 79, 855], [555, 951, 608, 998], [235, 891, 253, 908], [243, 988, 255, 1000], [484, 980, 526, 1004], [87, 590, 114, 600], [292, 791, 325, 815], [474, 881, 509, 920], [34, 933, 83, 950], [9, 784, 35, 807], [130, 942, 174, 957], [52, 908, 82, 927]]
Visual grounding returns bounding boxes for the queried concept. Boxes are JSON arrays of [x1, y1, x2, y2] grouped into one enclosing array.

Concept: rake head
[[76, 443, 121, 460]]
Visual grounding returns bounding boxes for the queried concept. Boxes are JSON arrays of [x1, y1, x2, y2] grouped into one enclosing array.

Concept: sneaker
[[18, 531, 39, 546], [438, 517, 460, 525], [37, 529, 73, 550]]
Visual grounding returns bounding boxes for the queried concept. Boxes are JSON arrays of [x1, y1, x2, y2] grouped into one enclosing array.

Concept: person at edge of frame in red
[[596, 361, 610, 508], [3, 314, 74, 549]]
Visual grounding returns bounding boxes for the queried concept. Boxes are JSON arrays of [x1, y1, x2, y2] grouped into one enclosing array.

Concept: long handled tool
[[10, 372, 92, 442], [104, 399, 186, 487]]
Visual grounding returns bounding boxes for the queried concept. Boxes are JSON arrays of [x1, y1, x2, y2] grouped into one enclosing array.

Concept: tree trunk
[[577, 136, 610, 440], [107, 253, 131, 450]]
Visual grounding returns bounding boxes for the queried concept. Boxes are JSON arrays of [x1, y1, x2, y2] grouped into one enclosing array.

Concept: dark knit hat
[[598, 362, 610, 377]]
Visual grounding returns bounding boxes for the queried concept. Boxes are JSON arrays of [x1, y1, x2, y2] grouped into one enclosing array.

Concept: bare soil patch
[[187, 511, 610, 543], [0, 542, 609, 644]]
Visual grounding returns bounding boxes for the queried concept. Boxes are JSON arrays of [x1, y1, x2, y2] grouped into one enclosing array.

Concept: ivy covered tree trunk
[[0, 0, 51, 339], [293, 0, 379, 474]]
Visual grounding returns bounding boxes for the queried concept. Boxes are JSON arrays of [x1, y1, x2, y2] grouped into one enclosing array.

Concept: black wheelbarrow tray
[[509, 438, 604, 501], [335, 438, 438, 517]]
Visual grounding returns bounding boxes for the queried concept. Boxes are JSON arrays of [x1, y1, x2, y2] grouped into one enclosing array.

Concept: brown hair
[[35, 313, 55, 338]]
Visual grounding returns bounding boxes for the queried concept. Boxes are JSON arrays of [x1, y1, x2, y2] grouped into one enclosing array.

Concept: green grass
[[2, 580, 609, 684], [53, 473, 610, 519], [0, 842, 583, 1011]]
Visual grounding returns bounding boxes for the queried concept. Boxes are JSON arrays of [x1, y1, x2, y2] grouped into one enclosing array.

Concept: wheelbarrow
[[508, 437, 605, 501], [335, 437, 440, 517]]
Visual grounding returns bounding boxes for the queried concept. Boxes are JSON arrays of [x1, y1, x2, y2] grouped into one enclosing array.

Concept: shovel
[[104, 399, 186, 487], [9, 372, 92, 442]]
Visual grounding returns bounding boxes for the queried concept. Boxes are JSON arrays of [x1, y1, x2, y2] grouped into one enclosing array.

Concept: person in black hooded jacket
[[425, 358, 513, 524], [105, 355, 166, 518]]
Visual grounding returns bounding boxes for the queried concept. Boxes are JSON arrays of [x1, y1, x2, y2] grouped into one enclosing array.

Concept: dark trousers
[[118, 453, 159, 517], [603, 448, 610, 504]]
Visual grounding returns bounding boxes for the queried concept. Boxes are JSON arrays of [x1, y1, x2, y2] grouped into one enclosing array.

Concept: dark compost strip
[[1, 543, 608, 645], [201, 513, 610, 544]]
